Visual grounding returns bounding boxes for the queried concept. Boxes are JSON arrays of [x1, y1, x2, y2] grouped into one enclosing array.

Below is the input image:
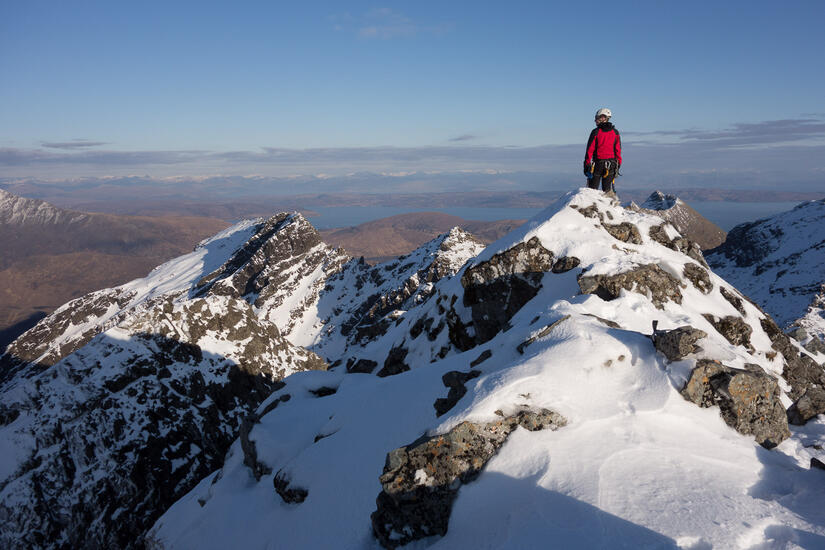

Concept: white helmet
[[595, 108, 612, 119]]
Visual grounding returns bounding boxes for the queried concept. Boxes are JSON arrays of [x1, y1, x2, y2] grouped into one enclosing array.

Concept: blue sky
[[1, 0, 824, 190]]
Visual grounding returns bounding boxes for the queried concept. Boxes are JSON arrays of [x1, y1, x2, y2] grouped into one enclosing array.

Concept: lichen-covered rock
[[653, 326, 707, 361], [371, 408, 566, 549], [683, 263, 713, 294], [604, 222, 643, 244], [461, 237, 555, 345], [787, 386, 825, 425], [702, 314, 753, 350], [681, 359, 790, 448], [578, 264, 684, 309]]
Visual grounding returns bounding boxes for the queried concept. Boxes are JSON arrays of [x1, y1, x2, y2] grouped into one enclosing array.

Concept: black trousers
[[587, 159, 617, 192]]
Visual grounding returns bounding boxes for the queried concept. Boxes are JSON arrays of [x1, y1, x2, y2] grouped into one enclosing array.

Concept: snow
[[708, 199, 825, 336], [150, 189, 825, 550]]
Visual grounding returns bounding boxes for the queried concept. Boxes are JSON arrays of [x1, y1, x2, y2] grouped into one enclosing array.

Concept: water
[[305, 201, 804, 232], [683, 201, 802, 231], [306, 206, 544, 229]]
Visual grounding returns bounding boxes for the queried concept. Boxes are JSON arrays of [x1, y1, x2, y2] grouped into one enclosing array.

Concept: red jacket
[[585, 123, 622, 166]]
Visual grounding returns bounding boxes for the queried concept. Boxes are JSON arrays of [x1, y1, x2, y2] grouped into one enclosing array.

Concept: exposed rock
[[469, 349, 492, 367], [683, 263, 713, 294], [461, 237, 555, 345], [604, 222, 642, 244], [551, 256, 581, 273], [582, 313, 621, 329], [633, 192, 726, 250], [805, 337, 825, 356], [653, 326, 707, 361], [720, 286, 746, 315], [273, 470, 308, 504], [371, 408, 566, 549], [648, 224, 709, 267], [702, 314, 753, 350], [517, 315, 572, 354], [433, 370, 481, 417], [760, 316, 825, 400], [377, 345, 410, 377], [812, 457, 825, 471], [681, 359, 790, 448], [787, 386, 825, 425], [347, 358, 378, 374], [578, 264, 684, 309]]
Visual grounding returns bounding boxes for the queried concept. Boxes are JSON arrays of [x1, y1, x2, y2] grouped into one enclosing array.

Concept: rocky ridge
[[146, 189, 825, 550], [630, 190, 727, 250], [0, 212, 484, 549]]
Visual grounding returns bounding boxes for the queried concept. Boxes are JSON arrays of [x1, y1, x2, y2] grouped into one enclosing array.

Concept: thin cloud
[[449, 134, 478, 142], [41, 140, 109, 150], [626, 118, 825, 147], [331, 8, 451, 39]]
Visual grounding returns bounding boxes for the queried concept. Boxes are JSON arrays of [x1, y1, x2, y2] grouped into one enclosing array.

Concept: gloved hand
[[583, 160, 593, 177]]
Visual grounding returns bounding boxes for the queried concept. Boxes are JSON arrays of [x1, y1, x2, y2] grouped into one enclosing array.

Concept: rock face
[[632, 191, 727, 250], [371, 409, 566, 549], [0, 213, 486, 550], [460, 236, 555, 345], [0, 295, 325, 550], [706, 198, 825, 339], [681, 359, 790, 448]]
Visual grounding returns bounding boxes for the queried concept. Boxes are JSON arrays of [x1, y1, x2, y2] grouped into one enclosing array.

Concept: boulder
[[787, 386, 825, 425], [371, 408, 566, 548], [653, 326, 707, 361], [681, 359, 790, 448], [578, 264, 684, 309]]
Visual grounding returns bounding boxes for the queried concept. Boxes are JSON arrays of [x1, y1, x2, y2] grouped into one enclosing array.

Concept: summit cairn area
[[3, 189, 825, 549]]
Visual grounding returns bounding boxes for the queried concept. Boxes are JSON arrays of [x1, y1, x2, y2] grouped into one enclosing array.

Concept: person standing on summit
[[584, 108, 622, 193]]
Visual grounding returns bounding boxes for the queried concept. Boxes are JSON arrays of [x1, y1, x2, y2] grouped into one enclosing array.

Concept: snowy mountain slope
[[630, 190, 727, 250], [0, 212, 484, 549], [706, 199, 825, 343], [152, 189, 825, 550]]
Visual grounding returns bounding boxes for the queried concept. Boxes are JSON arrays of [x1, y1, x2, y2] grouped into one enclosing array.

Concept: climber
[[584, 108, 622, 194]]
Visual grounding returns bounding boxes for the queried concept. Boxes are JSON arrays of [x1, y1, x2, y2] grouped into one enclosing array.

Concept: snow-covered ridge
[[0, 188, 90, 227], [707, 198, 825, 340], [147, 189, 825, 550], [0, 209, 487, 549]]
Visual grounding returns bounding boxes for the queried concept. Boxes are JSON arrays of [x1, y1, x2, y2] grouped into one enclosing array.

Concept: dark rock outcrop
[[371, 408, 566, 549], [681, 359, 790, 448], [461, 237, 555, 345], [433, 370, 481, 417]]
